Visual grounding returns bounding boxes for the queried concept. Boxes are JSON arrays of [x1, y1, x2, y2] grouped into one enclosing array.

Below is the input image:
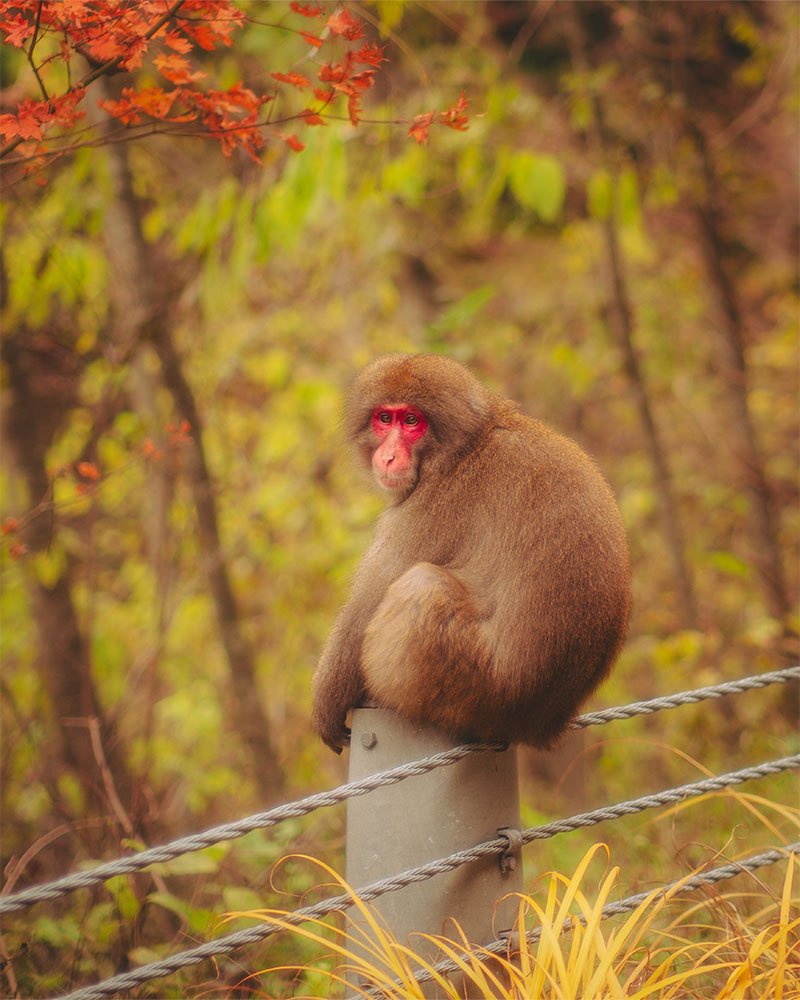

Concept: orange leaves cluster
[[143, 419, 193, 460], [326, 6, 366, 42], [1, 518, 26, 561], [277, 3, 388, 142], [409, 93, 470, 145], [167, 419, 192, 446], [317, 52, 381, 127], [1, 423, 196, 561], [102, 80, 268, 161], [0, 0, 468, 162], [0, 88, 86, 142], [0, 0, 251, 156], [271, 71, 311, 89]]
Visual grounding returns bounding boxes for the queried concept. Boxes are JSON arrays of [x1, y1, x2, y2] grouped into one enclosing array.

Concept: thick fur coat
[[312, 354, 631, 751]]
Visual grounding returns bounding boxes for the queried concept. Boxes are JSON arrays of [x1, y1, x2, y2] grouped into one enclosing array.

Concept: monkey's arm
[[312, 602, 371, 753], [312, 540, 397, 753]]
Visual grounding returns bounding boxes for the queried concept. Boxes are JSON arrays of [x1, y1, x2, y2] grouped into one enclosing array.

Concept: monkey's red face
[[370, 405, 428, 492]]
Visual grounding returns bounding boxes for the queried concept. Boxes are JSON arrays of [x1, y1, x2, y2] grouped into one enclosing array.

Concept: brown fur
[[312, 354, 631, 752]]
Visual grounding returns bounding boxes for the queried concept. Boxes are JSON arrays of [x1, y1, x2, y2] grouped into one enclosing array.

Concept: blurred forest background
[[1, 1, 798, 996]]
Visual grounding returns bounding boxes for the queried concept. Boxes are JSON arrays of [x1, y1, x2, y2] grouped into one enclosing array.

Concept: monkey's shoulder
[[484, 411, 598, 476], [476, 412, 622, 520]]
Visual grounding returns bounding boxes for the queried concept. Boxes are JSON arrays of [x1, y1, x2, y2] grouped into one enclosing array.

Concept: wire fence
[[379, 839, 800, 995], [0, 740, 506, 914], [4, 665, 796, 916], [2, 664, 797, 1000], [59, 754, 800, 1000]]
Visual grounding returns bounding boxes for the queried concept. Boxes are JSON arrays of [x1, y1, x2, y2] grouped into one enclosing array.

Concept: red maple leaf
[[348, 93, 362, 126], [76, 461, 101, 481], [290, 1, 324, 16], [51, 88, 87, 129], [438, 92, 469, 132], [0, 99, 45, 140], [408, 94, 469, 144], [327, 8, 364, 41], [318, 60, 348, 87], [408, 111, 435, 145], [349, 70, 376, 93], [353, 42, 387, 68], [167, 420, 192, 445], [274, 131, 304, 152], [154, 53, 206, 85], [271, 71, 311, 89], [1, 13, 32, 47], [101, 86, 179, 125], [184, 22, 219, 51], [164, 29, 193, 54]]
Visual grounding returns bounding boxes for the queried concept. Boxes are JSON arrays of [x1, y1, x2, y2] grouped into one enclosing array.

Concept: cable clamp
[[497, 826, 523, 874]]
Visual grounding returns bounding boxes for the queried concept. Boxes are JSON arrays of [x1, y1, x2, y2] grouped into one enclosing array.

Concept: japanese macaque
[[312, 354, 631, 753]]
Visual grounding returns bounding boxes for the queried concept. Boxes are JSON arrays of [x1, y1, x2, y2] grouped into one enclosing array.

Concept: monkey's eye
[[377, 411, 392, 424], [404, 413, 419, 426]]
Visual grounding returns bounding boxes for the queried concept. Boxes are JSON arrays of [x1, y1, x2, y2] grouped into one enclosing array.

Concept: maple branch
[[0, 106, 445, 180], [0, 0, 187, 160], [26, 0, 50, 102], [79, 0, 187, 89]]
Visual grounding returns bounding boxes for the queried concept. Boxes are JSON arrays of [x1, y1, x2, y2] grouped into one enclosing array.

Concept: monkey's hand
[[311, 660, 360, 754], [311, 700, 352, 755]]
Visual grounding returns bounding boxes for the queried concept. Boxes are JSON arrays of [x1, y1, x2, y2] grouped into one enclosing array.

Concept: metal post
[[346, 708, 522, 995]]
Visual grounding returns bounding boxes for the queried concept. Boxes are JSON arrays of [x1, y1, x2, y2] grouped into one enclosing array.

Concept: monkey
[[312, 353, 631, 753]]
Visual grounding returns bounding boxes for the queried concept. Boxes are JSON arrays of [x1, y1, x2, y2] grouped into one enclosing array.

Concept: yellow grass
[[224, 839, 799, 999]]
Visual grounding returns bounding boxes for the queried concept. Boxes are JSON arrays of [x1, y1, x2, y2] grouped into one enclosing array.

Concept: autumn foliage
[[0, 0, 468, 164]]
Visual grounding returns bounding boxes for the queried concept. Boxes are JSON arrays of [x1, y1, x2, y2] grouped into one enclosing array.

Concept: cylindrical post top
[[346, 708, 523, 992]]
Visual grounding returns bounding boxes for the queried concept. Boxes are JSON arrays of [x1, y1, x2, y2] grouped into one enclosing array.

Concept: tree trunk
[[570, 12, 698, 628], [94, 85, 285, 802], [3, 333, 137, 825], [689, 125, 793, 631], [600, 217, 699, 628]]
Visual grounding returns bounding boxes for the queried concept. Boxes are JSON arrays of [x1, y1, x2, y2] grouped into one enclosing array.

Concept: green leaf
[[617, 166, 641, 228], [245, 348, 292, 389], [150, 844, 227, 876], [376, 0, 405, 35], [587, 167, 613, 220], [382, 144, 427, 203], [509, 151, 566, 222], [32, 546, 68, 588], [457, 144, 483, 195], [147, 891, 215, 934], [34, 914, 81, 947], [533, 154, 567, 222], [549, 343, 594, 397], [222, 886, 266, 914], [707, 550, 752, 579], [117, 887, 140, 921], [426, 285, 495, 348]]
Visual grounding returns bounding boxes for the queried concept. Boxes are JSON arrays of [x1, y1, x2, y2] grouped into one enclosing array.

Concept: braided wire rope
[[0, 740, 505, 915], [3, 666, 796, 916], [59, 753, 800, 1000], [570, 665, 799, 729], [378, 840, 800, 993]]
